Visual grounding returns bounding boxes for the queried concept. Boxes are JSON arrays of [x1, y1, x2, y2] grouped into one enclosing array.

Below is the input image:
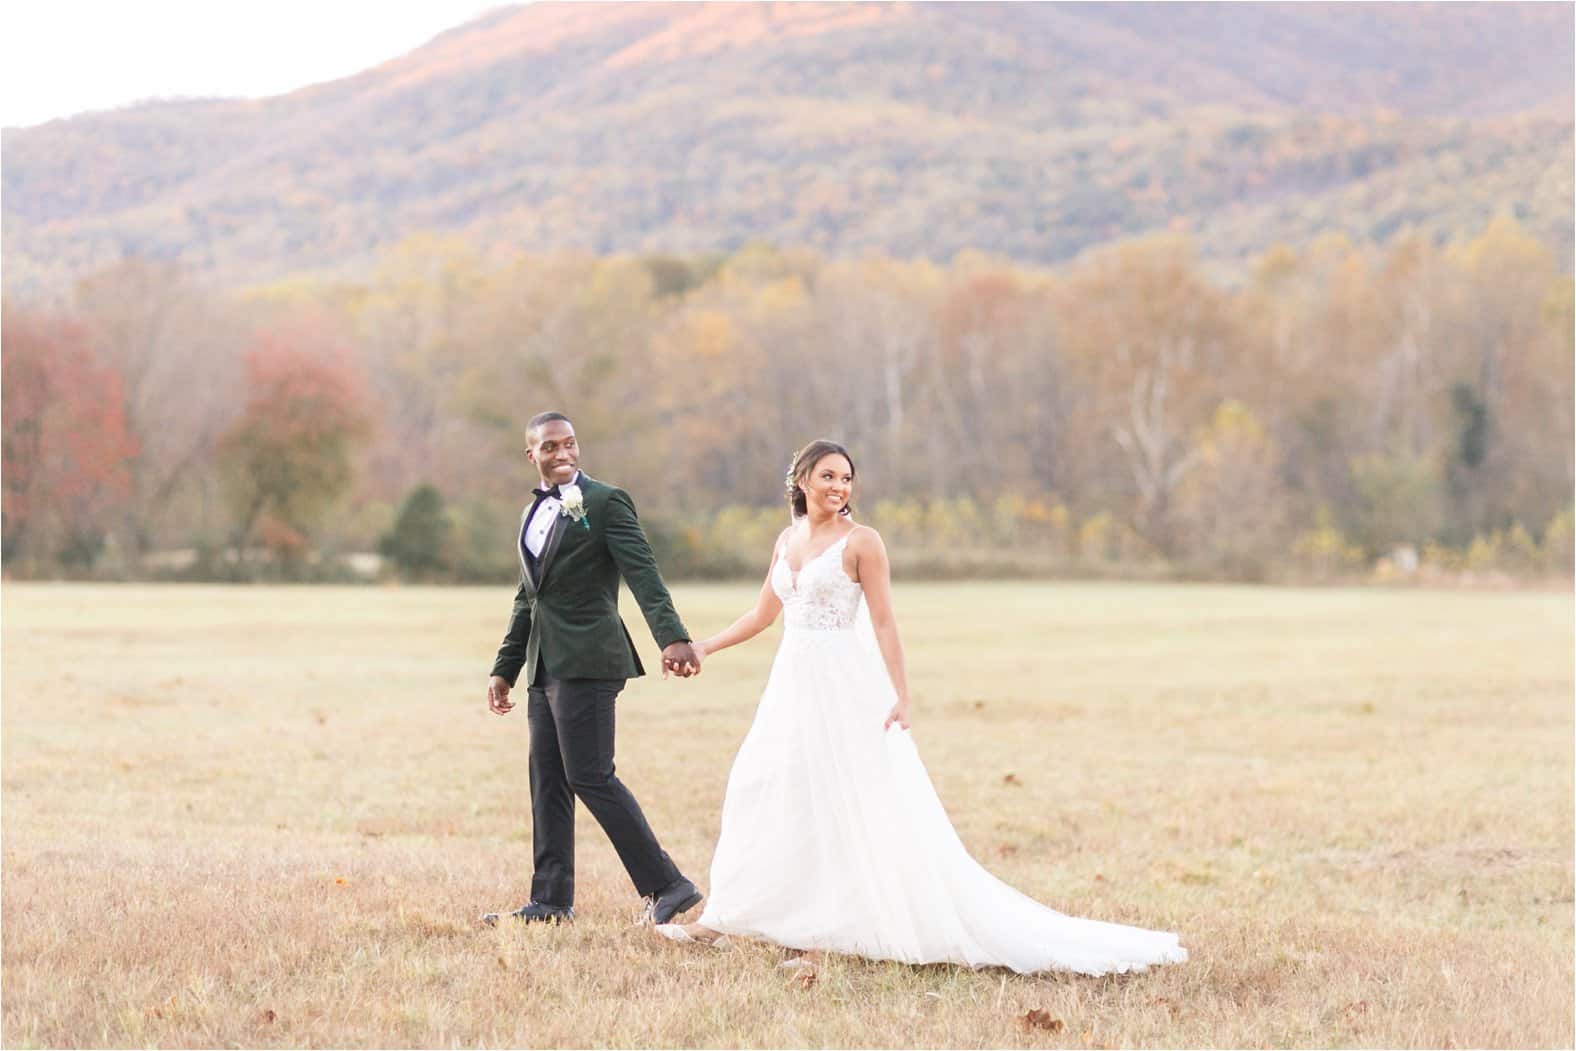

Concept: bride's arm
[[695, 529, 788, 660], [850, 526, 912, 729]]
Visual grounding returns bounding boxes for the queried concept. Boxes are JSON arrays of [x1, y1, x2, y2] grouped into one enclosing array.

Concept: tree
[[216, 325, 371, 565], [1, 307, 138, 573], [1175, 401, 1290, 578], [356, 235, 496, 504], [927, 266, 1067, 498], [1349, 452, 1445, 553], [1054, 238, 1242, 555], [72, 259, 247, 558], [1238, 241, 1363, 529], [379, 483, 452, 580], [815, 257, 940, 494], [1444, 218, 1573, 540]]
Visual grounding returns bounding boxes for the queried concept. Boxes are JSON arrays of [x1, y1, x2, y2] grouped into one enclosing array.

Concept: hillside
[[3, 2, 1571, 292]]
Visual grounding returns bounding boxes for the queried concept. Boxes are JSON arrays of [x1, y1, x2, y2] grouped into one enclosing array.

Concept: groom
[[483, 411, 703, 927]]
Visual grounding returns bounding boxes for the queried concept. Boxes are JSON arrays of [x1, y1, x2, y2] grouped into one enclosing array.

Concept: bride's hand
[[883, 699, 910, 731], [692, 640, 709, 663]]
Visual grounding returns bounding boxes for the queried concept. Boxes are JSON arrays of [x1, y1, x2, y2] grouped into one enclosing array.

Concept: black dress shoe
[[642, 878, 703, 926], [480, 901, 575, 927]]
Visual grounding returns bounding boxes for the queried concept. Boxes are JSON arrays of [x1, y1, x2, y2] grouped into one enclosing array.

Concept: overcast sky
[[1, 1, 503, 128]]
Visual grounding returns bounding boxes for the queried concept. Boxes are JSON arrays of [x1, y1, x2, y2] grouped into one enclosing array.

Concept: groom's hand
[[661, 641, 701, 679], [488, 675, 514, 715]]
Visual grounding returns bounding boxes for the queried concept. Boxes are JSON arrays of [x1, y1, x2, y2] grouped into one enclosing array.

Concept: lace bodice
[[772, 533, 863, 631]]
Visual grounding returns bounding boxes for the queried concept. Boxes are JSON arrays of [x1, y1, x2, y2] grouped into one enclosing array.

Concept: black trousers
[[526, 665, 682, 907]]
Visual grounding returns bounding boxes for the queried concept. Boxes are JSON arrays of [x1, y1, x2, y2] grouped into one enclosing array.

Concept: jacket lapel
[[537, 507, 569, 586], [538, 472, 595, 587], [517, 505, 540, 595]]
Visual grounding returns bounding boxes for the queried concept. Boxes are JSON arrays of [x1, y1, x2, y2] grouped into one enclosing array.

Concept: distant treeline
[[3, 218, 1571, 584]]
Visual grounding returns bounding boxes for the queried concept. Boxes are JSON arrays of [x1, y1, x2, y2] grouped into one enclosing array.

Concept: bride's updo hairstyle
[[786, 440, 857, 520]]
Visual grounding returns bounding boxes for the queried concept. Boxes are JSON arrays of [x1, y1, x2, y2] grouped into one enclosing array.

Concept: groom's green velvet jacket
[[490, 474, 689, 686]]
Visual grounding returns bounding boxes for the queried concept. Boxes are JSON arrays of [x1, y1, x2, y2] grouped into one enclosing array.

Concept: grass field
[[2, 581, 1571, 1048]]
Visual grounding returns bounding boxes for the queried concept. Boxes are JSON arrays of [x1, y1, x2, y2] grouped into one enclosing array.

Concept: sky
[[0, 1, 504, 129]]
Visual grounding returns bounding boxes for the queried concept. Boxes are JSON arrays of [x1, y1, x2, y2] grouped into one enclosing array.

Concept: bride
[[655, 440, 1186, 976]]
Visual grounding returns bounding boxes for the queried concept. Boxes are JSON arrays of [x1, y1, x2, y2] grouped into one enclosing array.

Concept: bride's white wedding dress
[[693, 533, 1187, 976]]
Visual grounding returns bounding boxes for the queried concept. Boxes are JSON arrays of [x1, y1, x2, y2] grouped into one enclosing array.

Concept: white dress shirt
[[523, 470, 582, 559]]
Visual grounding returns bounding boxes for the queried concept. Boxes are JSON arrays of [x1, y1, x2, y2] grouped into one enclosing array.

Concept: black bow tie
[[532, 484, 562, 501]]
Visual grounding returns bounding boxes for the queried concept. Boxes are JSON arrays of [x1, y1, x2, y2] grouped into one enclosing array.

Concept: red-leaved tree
[[2, 307, 138, 572], [216, 325, 372, 564]]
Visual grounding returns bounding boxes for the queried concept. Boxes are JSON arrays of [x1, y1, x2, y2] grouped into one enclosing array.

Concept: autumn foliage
[[1, 307, 137, 570], [3, 4, 1569, 294], [215, 327, 371, 562], [1, 218, 1570, 583]]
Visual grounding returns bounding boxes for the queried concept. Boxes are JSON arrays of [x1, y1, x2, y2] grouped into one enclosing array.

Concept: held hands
[[488, 675, 514, 715], [883, 697, 911, 731], [662, 641, 703, 679], [490, 645, 700, 704]]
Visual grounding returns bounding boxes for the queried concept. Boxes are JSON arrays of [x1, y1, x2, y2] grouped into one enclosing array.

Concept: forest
[[3, 217, 1570, 584]]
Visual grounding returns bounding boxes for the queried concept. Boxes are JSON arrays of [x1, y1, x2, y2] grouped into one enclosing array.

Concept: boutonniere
[[558, 483, 590, 529]]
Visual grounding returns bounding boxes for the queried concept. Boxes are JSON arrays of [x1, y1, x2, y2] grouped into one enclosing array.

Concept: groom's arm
[[489, 582, 533, 687], [602, 487, 690, 649]]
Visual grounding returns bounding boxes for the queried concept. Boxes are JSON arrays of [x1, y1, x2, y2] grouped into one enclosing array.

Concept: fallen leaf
[[1094, 873, 1107, 882], [260, 1009, 277, 1024], [997, 844, 1019, 858], [334, 877, 347, 885], [1020, 1009, 1063, 1032], [1003, 773, 1022, 786], [497, 956, 509, 970], [791, 969, 817, 990], [973, 700, 986, 711]]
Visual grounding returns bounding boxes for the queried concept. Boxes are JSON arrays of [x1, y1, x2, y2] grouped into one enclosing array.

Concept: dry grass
[[2, 581, 1571, 1048]]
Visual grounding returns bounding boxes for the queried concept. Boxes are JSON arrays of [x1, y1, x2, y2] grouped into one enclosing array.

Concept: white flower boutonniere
[[558, 483, 590, 529]]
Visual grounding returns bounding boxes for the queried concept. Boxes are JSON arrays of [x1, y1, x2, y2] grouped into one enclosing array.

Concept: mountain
[[3, 2, 1571, 293]]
